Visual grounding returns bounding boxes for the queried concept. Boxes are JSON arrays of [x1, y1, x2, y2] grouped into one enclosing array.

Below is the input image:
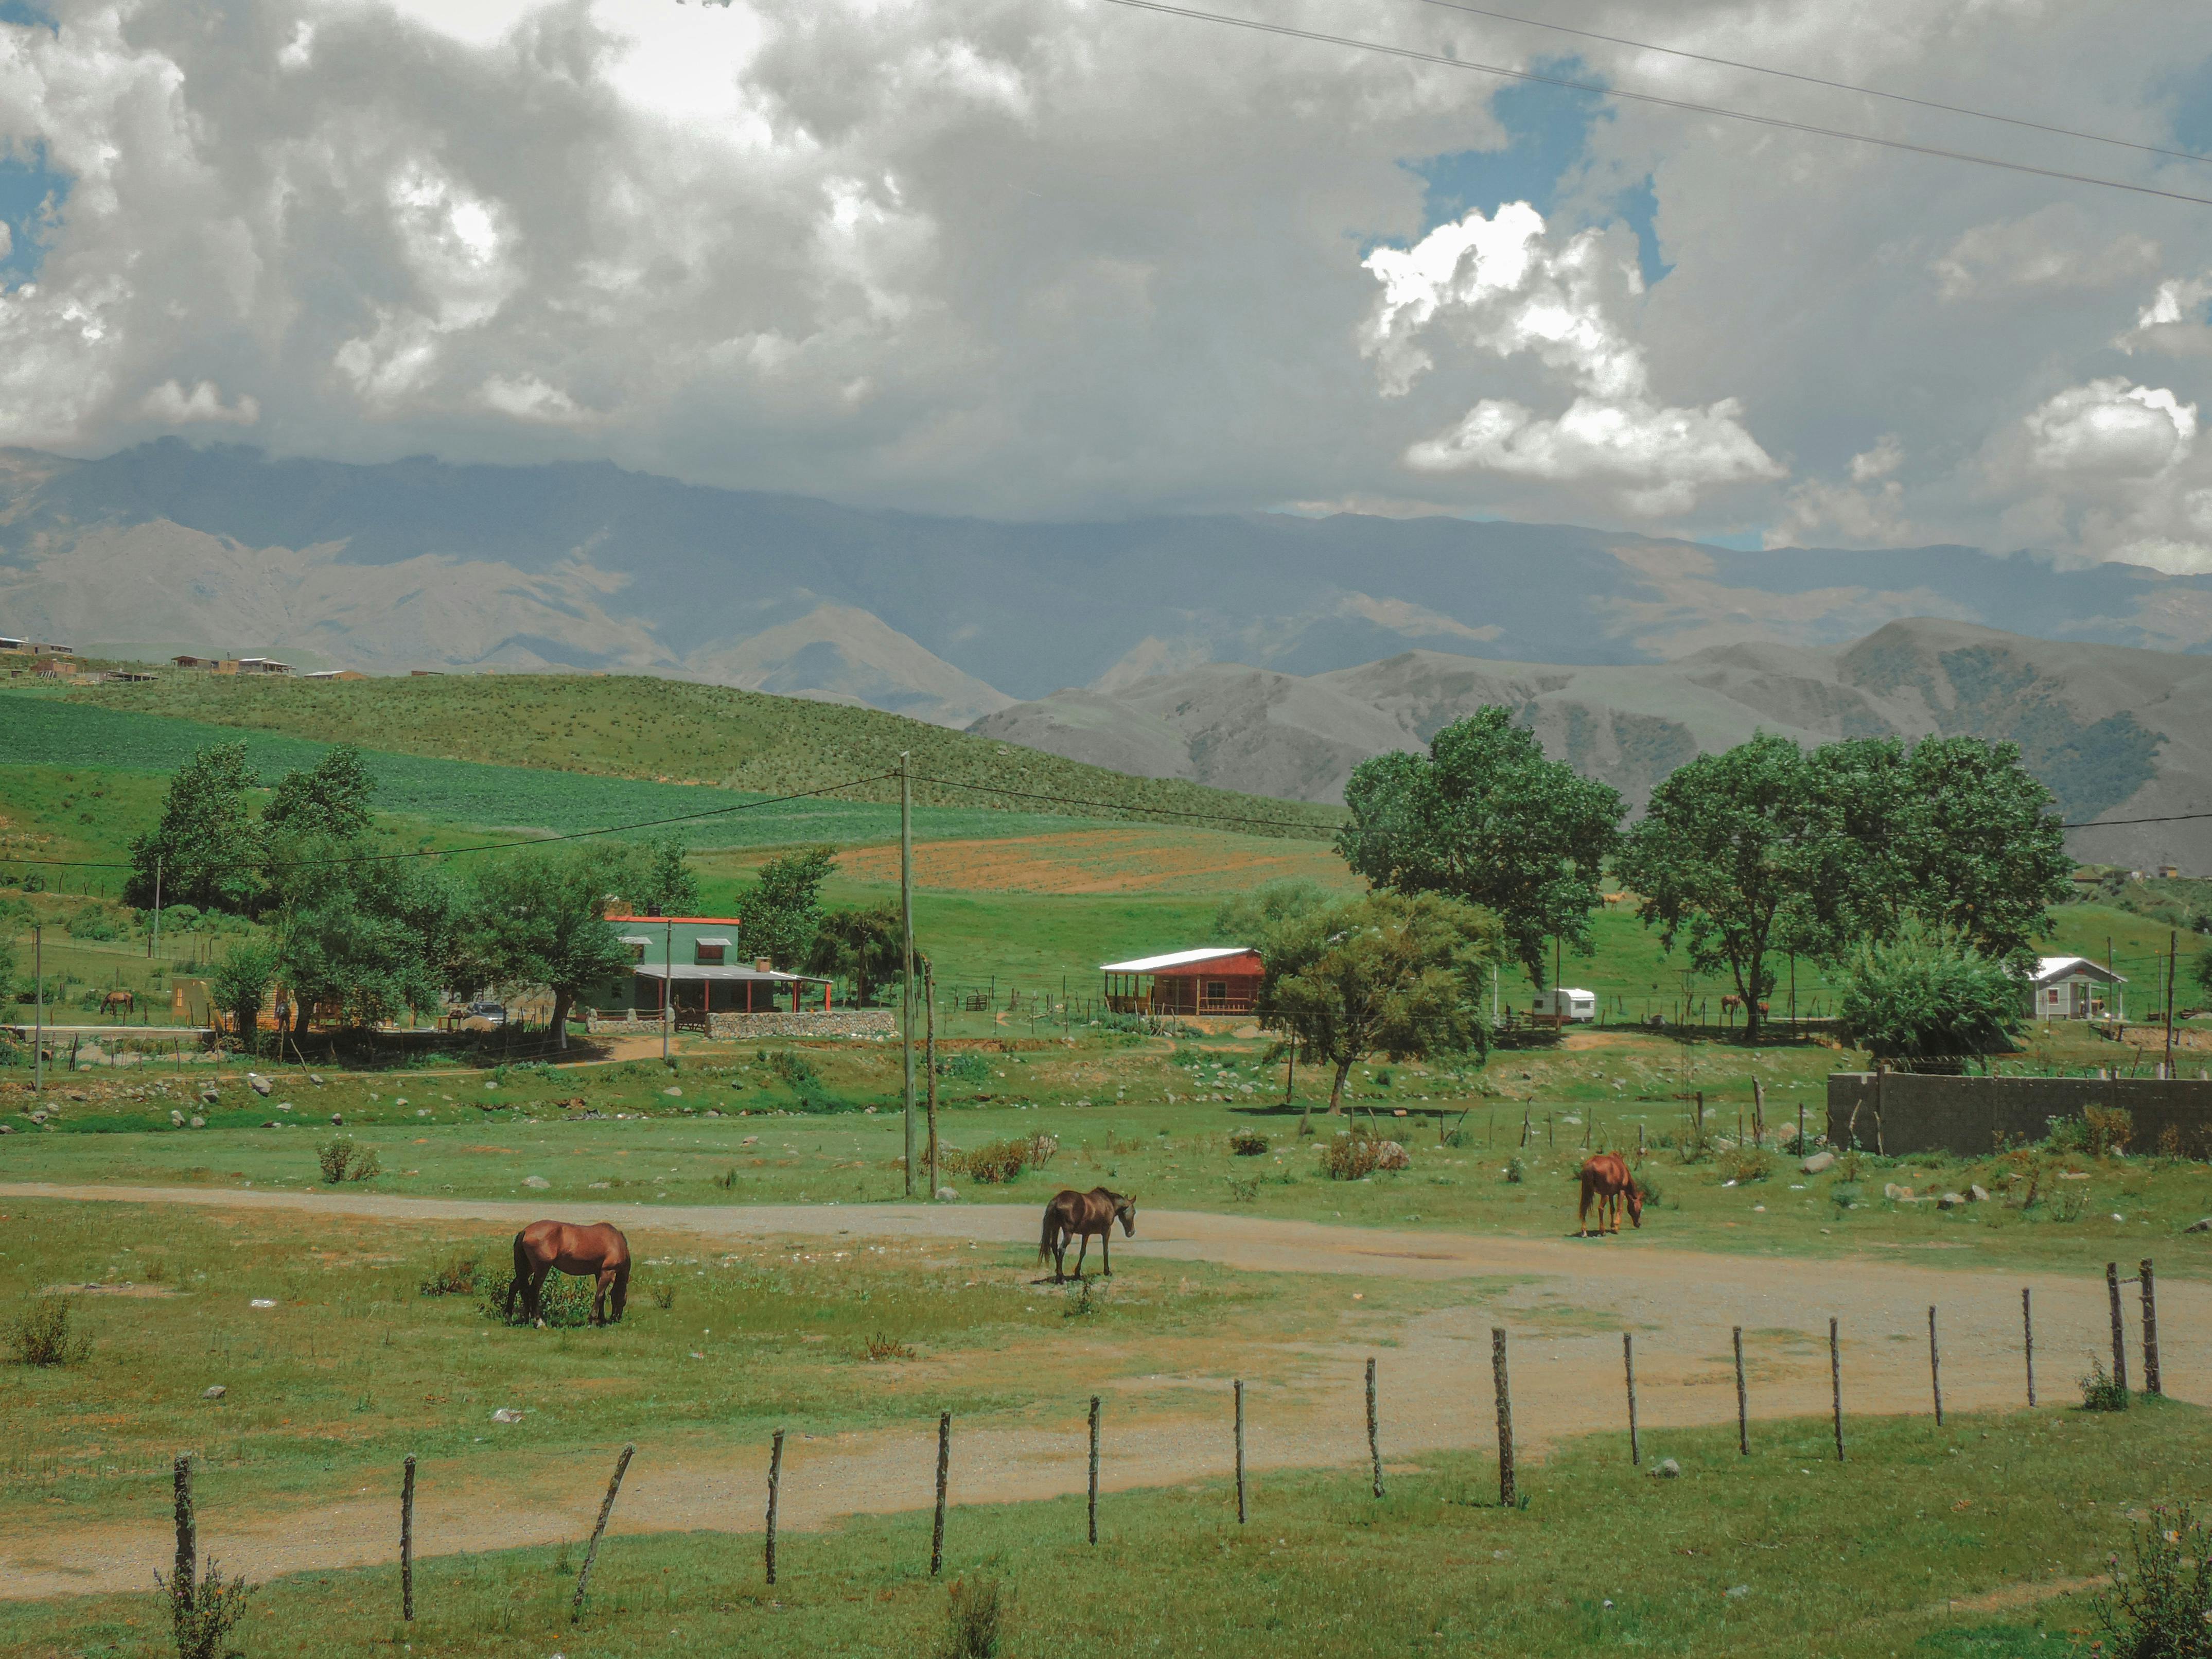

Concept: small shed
[[2027, 956, 2126, 1020], [1099, 947, 1263, 1017]]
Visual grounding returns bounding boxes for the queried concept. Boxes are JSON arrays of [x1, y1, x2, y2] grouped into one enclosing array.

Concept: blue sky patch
[[0, 145, 68, 284], [1403, 57, 1671, 287], [0, 2, 54, 30]]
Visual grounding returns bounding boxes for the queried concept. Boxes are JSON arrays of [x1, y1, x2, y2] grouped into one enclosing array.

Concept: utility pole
[[148, 855, 162, 959], [2166, 928, 2178, 1076], [662, 917, 673, 1064], [32, 925, 43, 1094], [901, 754, 917, 1198], [924, 957, 939, 1199]]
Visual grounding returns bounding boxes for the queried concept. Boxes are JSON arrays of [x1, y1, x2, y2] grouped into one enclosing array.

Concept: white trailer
[[1532, 987, 1597, 1023]]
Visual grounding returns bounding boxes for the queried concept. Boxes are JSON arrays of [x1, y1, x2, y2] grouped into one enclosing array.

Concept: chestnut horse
[[99, 989, 133, 1018], [1039, 1188, 1136, 1282], [505, 1220, 631, 1325], [1577, 1153, 1644, 1237]]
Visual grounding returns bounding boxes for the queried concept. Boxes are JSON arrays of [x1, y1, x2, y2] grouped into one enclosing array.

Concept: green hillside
[[56, 672, 1340, 835]]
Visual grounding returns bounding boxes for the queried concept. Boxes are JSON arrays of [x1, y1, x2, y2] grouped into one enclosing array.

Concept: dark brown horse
[[1039, 1188, 1136, 1282], [1577, 1153, 1644, 1236], [505, 1220, 631, 1325], [99, 989, 133, 1018]]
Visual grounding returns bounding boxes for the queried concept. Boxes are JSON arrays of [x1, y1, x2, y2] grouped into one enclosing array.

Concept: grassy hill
[[56, 672, 1342, 836]]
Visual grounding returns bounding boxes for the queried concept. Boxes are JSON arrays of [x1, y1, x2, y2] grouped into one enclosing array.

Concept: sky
[[4, 1, 2212, 568]]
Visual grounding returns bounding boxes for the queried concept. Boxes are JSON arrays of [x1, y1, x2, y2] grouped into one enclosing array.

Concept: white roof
[[635, 964, 828, 983], [1099, 946, 1257, 974], [695, 935, 733, 946], [2032, 956, 2127, 985]]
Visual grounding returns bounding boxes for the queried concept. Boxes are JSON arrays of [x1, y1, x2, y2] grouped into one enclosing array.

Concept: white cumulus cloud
[[139, 378, 259, 425], [2025, 379, 2196, 477]]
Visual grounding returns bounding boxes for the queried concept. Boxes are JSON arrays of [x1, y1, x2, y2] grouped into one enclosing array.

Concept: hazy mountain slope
[[14, 444, 2212, 727], [973, 619, 2212, 871]]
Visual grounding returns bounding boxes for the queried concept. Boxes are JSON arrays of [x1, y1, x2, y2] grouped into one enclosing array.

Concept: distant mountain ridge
[[972, 618, 2211, 871], [12, 443, 2212, 730]]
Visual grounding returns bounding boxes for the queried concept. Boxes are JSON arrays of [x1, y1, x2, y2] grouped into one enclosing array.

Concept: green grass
[[49, 670, 1344, 835], [0, 1400, 2186, 1655]]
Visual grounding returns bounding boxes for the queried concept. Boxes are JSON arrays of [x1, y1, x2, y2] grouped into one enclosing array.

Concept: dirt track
[[3, 1181, 2201, 1600]]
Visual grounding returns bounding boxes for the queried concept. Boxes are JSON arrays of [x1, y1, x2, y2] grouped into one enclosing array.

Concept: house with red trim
[[1099, 947, 1263, 1018]]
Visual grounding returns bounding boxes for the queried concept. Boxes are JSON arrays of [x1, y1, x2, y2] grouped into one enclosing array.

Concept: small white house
[[2027, 956, 2126, 1021], [1533, 987, 1597, 1023]]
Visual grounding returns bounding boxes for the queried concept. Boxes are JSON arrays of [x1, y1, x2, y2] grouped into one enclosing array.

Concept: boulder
[[936, 1186, 960, 1201], [330, 1113, 343, 1126], [1374, 1140, 1412, 1171], [248, 1073, 272, 1096], [523, 1175, 551, 1190], [1937, 1192, 1964, 1210], [490, 1407, 523, 1423], [1801, 1151, 1836, 1175], [201, 1385, 226, 1400], [662, 1086, 682, 1098], [2188, 1217, 2212, 1234], [200, 1089, 219, 1105], [189, 1116, 205, 1129], [1883, 1182, 1910, 1201], [170, 1110, 185, 1126], [1969, 1185, 1989, 1203], [309, 1074, 325, 1085], [1650, 1457, 1681, 1479], [28, 1110, 47, 1125]]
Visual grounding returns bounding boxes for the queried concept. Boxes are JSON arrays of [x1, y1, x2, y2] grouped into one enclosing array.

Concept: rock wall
[[1826, 1071, 2212, 1156], [705, 1009, 897, 1040]]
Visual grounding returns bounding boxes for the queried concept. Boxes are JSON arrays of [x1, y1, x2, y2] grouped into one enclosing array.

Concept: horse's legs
[[526, 1264, 551, 1323], [1073, 1233, 1089, 1281], [1101, 1231, 1111, 1277], [593, 1269, 615, 1325], [1578, 1183, 1592, 1238]]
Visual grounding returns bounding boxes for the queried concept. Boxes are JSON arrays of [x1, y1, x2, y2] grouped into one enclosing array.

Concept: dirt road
[[3, 1181, 2198, 1599]]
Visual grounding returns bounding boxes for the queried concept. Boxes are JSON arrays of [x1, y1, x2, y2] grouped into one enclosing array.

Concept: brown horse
[[1577, 1153, 1644, 1237], [1039, 1188, 1136, 1282], [99, 989, 133, 1018], [505, 1220, 631, 1325]]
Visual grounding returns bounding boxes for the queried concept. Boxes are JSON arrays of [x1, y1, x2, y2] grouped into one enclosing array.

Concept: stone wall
[[1827, 1072, 2212, 1156], [705, 1009, 896, 1040]]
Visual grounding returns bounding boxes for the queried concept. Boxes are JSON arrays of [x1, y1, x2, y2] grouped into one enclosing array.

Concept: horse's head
[[1626, 1181, 1645, 1228], [1115, 1196, 1137, 1237]]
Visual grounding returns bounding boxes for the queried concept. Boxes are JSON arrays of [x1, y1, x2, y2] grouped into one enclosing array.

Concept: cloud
[[2119, 275, 2212, 358], [1932, 205, 2160, 302], [1766, 435, 1917, 549], [138, 378, 259, 425], [1361, 202, 1779, 513], [2025, 379, 2196, 477]]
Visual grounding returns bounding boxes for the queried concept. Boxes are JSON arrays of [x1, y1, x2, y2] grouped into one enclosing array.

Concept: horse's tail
[[506, 1231, 528, 1317], [1039, 1200, 1058, 1266]]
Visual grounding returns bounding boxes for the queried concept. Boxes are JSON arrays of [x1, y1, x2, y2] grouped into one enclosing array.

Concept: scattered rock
[[1800, 1151, 1836, 1175], [249, 1298, 276, 1309], [201, 1385, 226, 1400], [1650, 1457, 1681, 1478], [1883, 1182, 1909, 1201], [662, 1086, 682, 1098], [200, 1089, 219, 1105], [1726, 1585, 1749, 1599], [170, 1110, 185, 1126], [705, 1109, 721, 1117], [28, 1109, 47, 1125], [248, 1073, 272, 1096], [523, 1175, 551, 1189], [188, 1115, 205, 1129], [330, 1113, 343, 1126], [261, 1122, 277, 1129], [2059, 1171, 2091, 1180], [490, 1407, 523, 1423], [2187, 1217, 2212, 1233], [309, 1074, 324, 1086], [588, 1180, 611, 1190], [1969, 1184, 1989, 1203], [936, 1186, 960, 1201], [1373, 1140, 1412, 1171], [0, 1124, 12, 1134], [1937, 1192, 1964, 1210]]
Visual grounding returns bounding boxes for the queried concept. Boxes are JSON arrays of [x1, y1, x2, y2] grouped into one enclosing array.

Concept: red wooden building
[[1099, 947, 1263, 1017]]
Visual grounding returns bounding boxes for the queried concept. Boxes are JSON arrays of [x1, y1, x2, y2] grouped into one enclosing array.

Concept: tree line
[[125, 743, 907, 1047]]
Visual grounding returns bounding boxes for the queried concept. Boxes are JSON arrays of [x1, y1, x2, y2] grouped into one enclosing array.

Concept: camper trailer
[[1532, 988, 1596, 1024]]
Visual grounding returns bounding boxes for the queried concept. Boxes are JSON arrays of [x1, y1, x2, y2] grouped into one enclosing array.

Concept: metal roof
[[1098, 946, 1259, 974], [2031, 955, 2128, 985], [634, 964, 830, 983], [694, 936, 734, 946]]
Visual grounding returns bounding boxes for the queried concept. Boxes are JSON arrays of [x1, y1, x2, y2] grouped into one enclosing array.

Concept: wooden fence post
[[1492, 1328, 1516, 1507], [1366, 1358, 1382, 1498], [1829, 1318, 1844, 1462], [172, 1452, 196, 1628], [2141, 1259, 2162, 1396], [570, 1443, 634, 1623], [400, 1454, 416, 1622], [1087, 1397, 1100, 1545], [2106, 1262, 2130, 1393], [1622, 1332, 1639, 1466], [1752, 1079, 1764, 1146], [1927, 1307, 1944, 1426], [1732, 1326, 1748, 1455], [1233, 1381, 1248, 1524], [931, 1411, 951, 1575], [765, 1429, 784, 1585], [2022, 1288, 2037, 1407]]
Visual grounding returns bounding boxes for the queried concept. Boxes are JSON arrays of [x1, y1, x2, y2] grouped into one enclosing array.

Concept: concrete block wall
[[705, 1009, 896, 1040], [1827, 1072, 2212, 1157]]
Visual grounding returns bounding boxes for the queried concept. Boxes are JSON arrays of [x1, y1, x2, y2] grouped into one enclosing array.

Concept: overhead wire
[[1097, 0, 2212, 208]]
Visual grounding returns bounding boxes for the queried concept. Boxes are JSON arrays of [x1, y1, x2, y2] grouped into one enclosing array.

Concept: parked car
[[459, 1000, 507, 1029]]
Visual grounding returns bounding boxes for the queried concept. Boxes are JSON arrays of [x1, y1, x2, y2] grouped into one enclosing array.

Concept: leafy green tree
[[1837, 920, 2023, 1065], [1338, 709, 1623, 985], [808, 903, 905, 1004], [125, 743, 264, 915], [210, 940, 278, 1054], [1213, 879, 1335, 949], [741, 846, 837, 970], [467, 849, 634, 1050], [639, 836, 703, 917], [1263, 892, 1500, 1119], [1615, 733, 1840, 1040], [273, 847, 465, 1034], [261, 745, 374, 843]]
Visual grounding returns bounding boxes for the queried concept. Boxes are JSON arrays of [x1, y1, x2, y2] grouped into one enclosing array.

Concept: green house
[[585, 913, 833, 1026]]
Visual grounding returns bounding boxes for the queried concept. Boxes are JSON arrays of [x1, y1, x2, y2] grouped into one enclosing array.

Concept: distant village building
[[1099, 947, 1262, 1017], [172, 654, 214, 668], [2027, 956, 2126, 1021], [218, 657, 293, 675], [304, 669, 368, 681]]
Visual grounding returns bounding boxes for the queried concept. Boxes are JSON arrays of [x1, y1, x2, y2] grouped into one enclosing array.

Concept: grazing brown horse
[[1039, 1188, 1136, 1282], [1577, 1153, 1644, 1237], [505, 1220, 631, 1325], [99, 989, 133, 1018]]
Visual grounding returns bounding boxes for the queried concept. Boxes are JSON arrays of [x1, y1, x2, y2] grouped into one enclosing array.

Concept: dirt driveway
[[2, 1181, 2196, 1600]]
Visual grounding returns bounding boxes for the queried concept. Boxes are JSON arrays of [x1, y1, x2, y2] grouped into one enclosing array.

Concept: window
[[695, 937, 729, 964], [630, 944, 646, 964]]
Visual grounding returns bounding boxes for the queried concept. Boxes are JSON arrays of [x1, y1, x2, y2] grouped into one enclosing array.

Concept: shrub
[[1634, 1170, 1662, 1208], [1837, 1150, 1866, 1181], [937, 1576, 1008, 1659], [715, 1167, 739, 1191], [317, 1137, 379, 1183], [65, 906, 120, 941], [2096, 1501, 2212, 1658], [478, 1264, 595, 1328], [1228, 1130, 1270, 1157], [417, 1255, 479, 1298], [2086, 1105, 2135, 1158], [938, 1051, 991, 1085], [2046, 1116, 2088, 1156], [959, 1139, 1032, 1184], [651, 1283, 676, 1311], [864, 1332, 916, 1360], [1720, 1147, 1772, 1184], [156, 1558, 254, 1659], [1837, 919, 2023, 1063], [1830, 1182, 1863, 1212], [9, 1296, 90, 1367], [1321, 1130, 1398, 1180], [2082, 1358, 2130, 1411]]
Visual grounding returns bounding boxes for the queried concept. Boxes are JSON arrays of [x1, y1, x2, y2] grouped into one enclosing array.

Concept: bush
[[864, 1332, 916, 1360], [959, 1139, 1033, 1184], [478, 1263, 596, 1328], [1830, 1182, 1863, 1212], [651, 1283, 676, 1311], [1720, 1147, 1772, 1184], [937, 1576, 1008, 1659], [938, 1051, 991, 1085], [1228, 1130, 1270, 1157], [65, 906, 120, 941], [2096, 1501, 2212, 1658], [156, 1558, 254, 1659], [417, 1255, 479, 1297], [1838, 920, 2023, 1063], [1634, 1170, 1662, 1207], [1504, 1156, 1525, 1184], [2082, 1358, 2131, 1411], [9, 1296, 90, 1367], [317, 1137, 379, 1183], [2086, 1105, 2135, 1158], [1321, 1129, 1407, 1178]]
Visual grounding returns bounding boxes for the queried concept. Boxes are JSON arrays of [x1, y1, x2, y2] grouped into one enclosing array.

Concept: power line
[[1099, 0, 2212, 208], [1405, 0, 2212, 169], [905, 771, 1347, 834], [2062, 810, 2212, 829]]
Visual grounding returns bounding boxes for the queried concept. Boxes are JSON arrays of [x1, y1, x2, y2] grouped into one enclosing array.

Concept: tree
[[1614, 733, 1841, 1040], [741, 846, 837, 970], [211, 940, 277, 1054], [466, 849, 634, 1050], [1338, 709, 1623, 985], [809, 904, 905, 1004], [262, 745, 374, 843], [1884, 736, 2073, 964], [126, 743, 264, 915], [273, 848, 464, 1034], [1837, 920, 2024, 1067], [638, 836, 703, 918], [1213, 879, 1335, 950], [1263, 892, 1500, 1118]]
